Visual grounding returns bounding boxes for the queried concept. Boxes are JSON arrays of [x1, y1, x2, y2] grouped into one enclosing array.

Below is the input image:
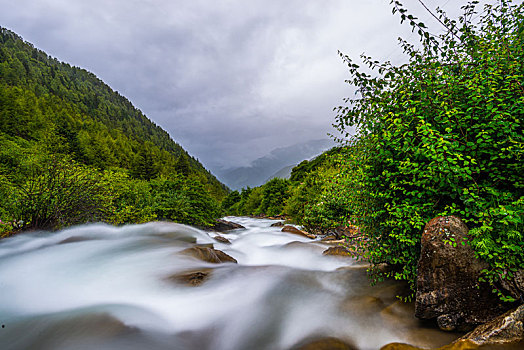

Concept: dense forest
[[0, 27, 228, 235], [224, 1, 523, 301]]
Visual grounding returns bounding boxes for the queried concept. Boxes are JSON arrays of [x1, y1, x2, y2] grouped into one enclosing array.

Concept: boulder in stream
[[179, 246, 237, 264], [271, 221, 284, 227], [213, 235, 231, 244], [166, 268, 213, 286], [322, 246, 352, 257], [281, 225, 315, 239], [209, 219, 245, 232], [415, 216, 511, 331]]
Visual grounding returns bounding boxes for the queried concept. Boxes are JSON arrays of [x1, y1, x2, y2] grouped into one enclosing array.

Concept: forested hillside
[[0, 27, 228, 233]]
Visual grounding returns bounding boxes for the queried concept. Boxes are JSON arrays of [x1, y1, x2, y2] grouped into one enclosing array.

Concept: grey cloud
[[0, 0, 498, 171]]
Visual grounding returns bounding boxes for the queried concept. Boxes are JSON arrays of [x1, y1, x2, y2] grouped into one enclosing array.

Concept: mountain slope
[[0, 27, 227, 198], [266, 164, 295, 182], [217, 139, 335, 189]]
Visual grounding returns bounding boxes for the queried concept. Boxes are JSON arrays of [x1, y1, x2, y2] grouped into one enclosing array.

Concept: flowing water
[[0, 217, 461, 350]]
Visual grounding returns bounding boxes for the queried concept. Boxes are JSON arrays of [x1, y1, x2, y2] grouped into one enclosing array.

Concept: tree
[[259, 178, 290, 216], [131, 147, 158, 180], [175, 152, 192, 177], [222, 190, 241, 214]]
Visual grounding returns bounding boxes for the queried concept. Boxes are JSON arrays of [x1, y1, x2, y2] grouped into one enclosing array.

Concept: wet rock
[[498, 270, 524, 303], [382, 338, 524, 350], [209, 219, 245, 232], [380, 342, 426, 350], [320, 239, 347, 245], [271, 221, 284, 227], [321, 235, 337, 241], [322, 246, 353, 257], [213, 235, 231, 244], [151, 233, 197, 243], [457, 304, 524, 346], [331, 226, 360, 239], [415, 216, 510, 331], [282, 241, 324, 253], [17, 313, 138, 349], [281, 225, 316, 239], [166, 269, 213, 286], [179, 246, 237, 264], [289, 336, 357, 350], [340, 295, 386, 317]]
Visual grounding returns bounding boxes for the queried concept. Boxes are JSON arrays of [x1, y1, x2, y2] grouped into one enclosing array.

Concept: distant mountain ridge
[[216, 139, 335, 189], [266, 164, 295, 182], [0, 26, 227, 198]]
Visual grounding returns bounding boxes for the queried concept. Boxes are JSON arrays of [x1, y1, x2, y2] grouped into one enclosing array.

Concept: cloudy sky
[[0, 0, 496, 172]]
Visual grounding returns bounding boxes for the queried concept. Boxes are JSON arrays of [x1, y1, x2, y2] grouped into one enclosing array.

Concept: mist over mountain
[[266, 164, 295, 182], [216, 139, 335, 190]]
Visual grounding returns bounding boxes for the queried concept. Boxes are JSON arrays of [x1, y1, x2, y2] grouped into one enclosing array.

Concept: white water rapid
[[0, 217, 458, 350]]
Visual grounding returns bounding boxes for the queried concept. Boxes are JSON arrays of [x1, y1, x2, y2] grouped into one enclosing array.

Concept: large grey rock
[[458, 304, 524, 346], [415, 216, 510, 331]]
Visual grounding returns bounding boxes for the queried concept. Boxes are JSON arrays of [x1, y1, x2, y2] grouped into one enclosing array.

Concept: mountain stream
[[0, 217, 462, 350]]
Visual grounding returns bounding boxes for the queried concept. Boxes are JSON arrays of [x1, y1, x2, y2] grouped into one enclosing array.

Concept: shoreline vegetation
[[223, 0, 523, 304], [0, 25, 228, 237], [0, 0, 523, 348]]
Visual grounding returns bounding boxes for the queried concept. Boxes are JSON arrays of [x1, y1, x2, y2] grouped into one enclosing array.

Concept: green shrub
[[335, 1, 524, 297], [7, 156, 111, 230], [150, 176, 220, 226], [242, 187, 264, 215], [259, 178, 290, 216], [221, 190, 241, 215], [102, 170, 157, 225]]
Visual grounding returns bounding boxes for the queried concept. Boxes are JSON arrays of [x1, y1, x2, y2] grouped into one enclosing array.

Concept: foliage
[[259, 178, 290, 216], [101, 170, 157, 225], [0, 27, 228, 200], [333, 1, 524, 296], [289, 147, 342, 182], [6, 156, 111, 230], [151, 177, 220, 226], [0, 28, 229, 234], [242, 187, 265, 215], [221, 190, 241, 214]]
